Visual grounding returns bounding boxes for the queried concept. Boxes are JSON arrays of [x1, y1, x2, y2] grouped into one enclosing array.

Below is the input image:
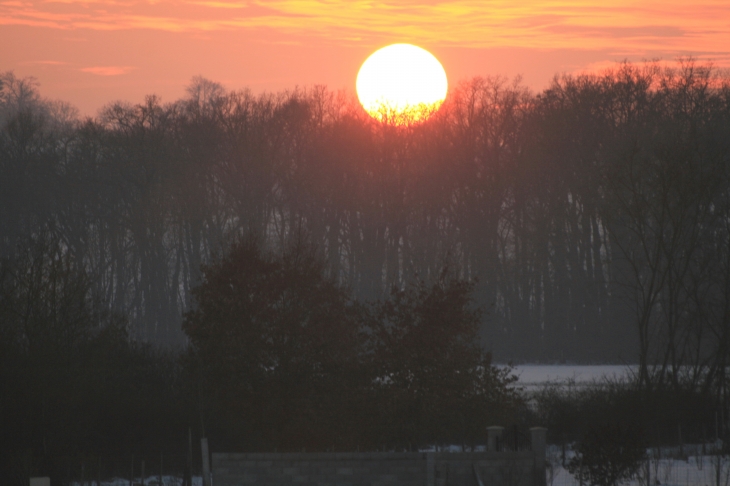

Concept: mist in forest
[[2, 60, 730, 370], [4, 59, 730, 486]]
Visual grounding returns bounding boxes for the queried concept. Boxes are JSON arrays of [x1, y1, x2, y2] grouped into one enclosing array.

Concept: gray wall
[[212, 451, 540, 486]]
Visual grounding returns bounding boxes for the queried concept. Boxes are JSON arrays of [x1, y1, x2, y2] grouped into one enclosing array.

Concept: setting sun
[[356, 44, 448, 124]]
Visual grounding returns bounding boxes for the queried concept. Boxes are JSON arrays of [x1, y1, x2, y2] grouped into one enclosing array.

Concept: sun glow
[[356, 44, 448, 124]]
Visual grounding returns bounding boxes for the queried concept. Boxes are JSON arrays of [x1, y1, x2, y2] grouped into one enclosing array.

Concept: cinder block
[[214, 448, 538, 486]]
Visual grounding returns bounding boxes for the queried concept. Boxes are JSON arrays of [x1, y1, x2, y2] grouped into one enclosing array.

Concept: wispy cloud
[[186, 0, 247, 8], [1, 0, 729, 58], [80, 65, 136, 75], [21, 59, 69, 65]]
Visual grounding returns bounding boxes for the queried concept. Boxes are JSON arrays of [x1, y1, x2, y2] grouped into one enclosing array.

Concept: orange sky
[[2, 0, 729, 115]]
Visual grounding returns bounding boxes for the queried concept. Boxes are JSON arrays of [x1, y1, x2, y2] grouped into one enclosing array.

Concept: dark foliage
[[183, 237, 520, 451], [3, 60, 730, 481], [363, 273, 520, 449], [0, 236, 193, 485], [530, 374, 722, 485], [566, 422, 646, 486], [183, 236, 367, 451], [3, 64, 730, 372]]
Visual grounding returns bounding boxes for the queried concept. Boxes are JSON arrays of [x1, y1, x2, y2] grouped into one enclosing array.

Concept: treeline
[[185, 237, 520, 453], [1, 62, 730, 371], [0, 235, 193, 484], [0, 232, 520, 484]]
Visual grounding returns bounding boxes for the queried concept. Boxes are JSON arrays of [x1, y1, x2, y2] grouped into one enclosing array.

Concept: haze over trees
[[0, 233, 189, 484], [2, 61, 730, 483], [3, 63, 730, 366]]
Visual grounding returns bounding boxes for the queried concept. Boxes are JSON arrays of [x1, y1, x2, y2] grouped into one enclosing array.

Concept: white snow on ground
[[549, 456, 730, 486], [508, 365, 636, 389], [546, 445, 730, 486], [73, 476, 202, 486], [507, 366, 730, 485], [75, 366, 726, 486], [75, 455, 729, 486]]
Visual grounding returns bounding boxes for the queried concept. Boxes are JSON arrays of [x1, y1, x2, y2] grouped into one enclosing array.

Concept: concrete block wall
[[213, 452, 427, 486], [213, 450, 540, 486], [434, 452, 536, 486]]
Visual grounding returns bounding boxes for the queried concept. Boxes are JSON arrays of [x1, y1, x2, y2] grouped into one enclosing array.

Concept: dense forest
[[2, 60, 730, 483], [3, 61, 730, 368]]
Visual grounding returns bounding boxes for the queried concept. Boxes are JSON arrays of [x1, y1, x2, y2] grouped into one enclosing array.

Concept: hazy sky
[[2, 0, 729, 115]]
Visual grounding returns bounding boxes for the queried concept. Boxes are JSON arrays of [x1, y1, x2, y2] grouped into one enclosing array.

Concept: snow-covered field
[[509, 364, 636, 389], [503, 365, 730, 485], [546, 446, 730, 486], [74, 477, 202, 486]]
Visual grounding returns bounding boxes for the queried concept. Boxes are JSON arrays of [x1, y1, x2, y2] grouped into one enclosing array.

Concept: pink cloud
[[80, 65, 136, 75], [1, 0, 729, 65], [21, 59, 69, 65]]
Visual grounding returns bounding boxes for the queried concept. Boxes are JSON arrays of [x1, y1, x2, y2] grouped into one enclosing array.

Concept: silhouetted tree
[[183, 236, 366, 450], [0, 234, 189, 485], [364, 272, 520, 448], [3, 62, 730, 371], [567, 422, 646, 486]]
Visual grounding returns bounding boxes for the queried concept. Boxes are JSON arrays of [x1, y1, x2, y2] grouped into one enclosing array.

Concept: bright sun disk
[[356, 44, 448, 124]]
